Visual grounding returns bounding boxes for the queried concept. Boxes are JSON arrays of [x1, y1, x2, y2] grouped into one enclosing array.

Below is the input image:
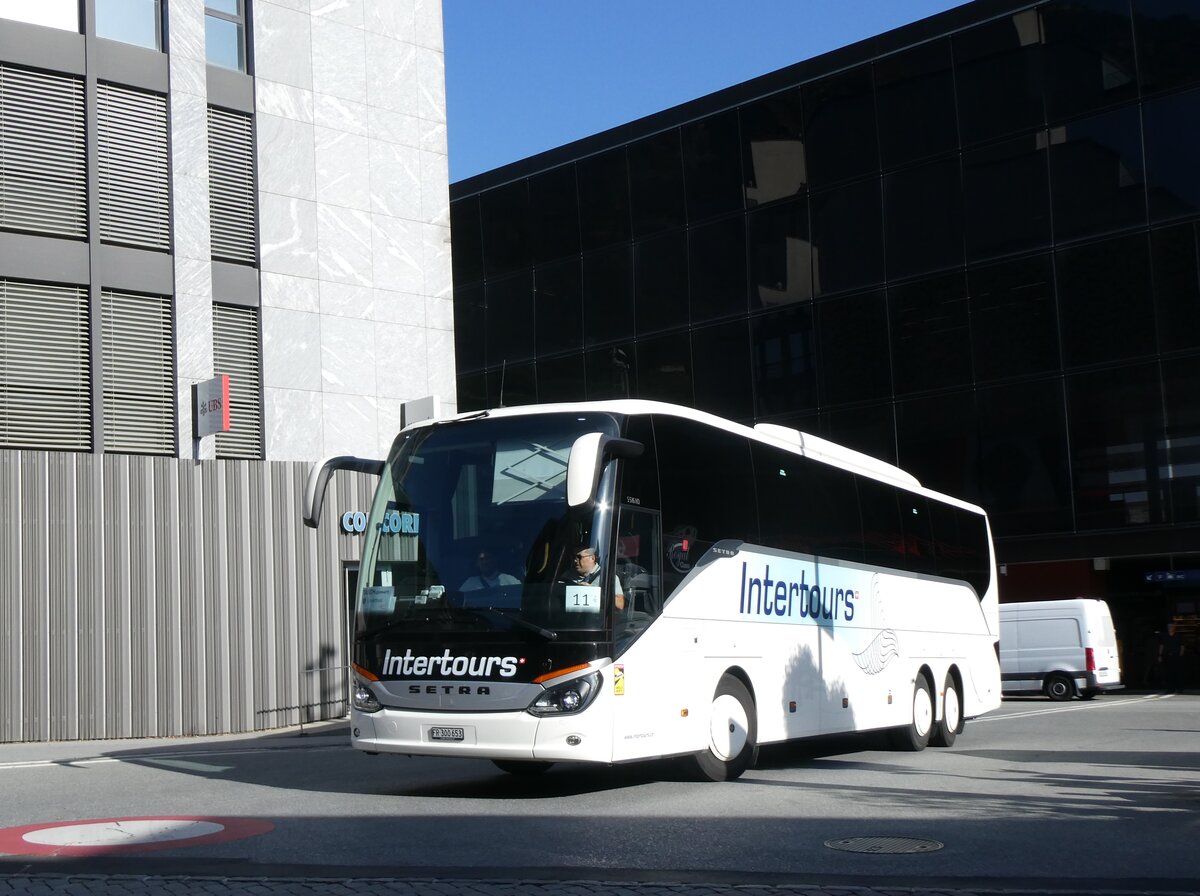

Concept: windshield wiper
[[355, 614, 452, 641], [473, 607, 558, 641], [355, 601, 477, 641], [356, 606, 557, 642]]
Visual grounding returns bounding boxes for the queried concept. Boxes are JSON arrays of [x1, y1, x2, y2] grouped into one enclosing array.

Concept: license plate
[[429, 726, 465, 742]]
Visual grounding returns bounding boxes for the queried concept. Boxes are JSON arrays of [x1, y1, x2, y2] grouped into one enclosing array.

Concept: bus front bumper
[[350, 707, 612, 763]]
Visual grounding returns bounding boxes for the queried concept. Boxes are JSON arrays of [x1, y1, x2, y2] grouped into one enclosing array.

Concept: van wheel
[[688, 674, 757, 781], [1045, 673, 1074, 701], [890, 675, 933, 751], [492, 760, 554, 775], [930, 674, 962, 748]]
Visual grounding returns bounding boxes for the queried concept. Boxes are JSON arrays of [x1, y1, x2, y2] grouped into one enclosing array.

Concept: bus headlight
[[353, 679, 382, 713], [528, 672, 601, 716]]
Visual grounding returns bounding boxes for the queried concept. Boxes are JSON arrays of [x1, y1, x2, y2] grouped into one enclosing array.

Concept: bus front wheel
[[889, 675, 933, 751], [689, 674, 758, 782]]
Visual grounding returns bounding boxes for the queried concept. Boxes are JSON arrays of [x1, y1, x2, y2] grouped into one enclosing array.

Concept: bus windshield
[[354, 411, 622, 644]]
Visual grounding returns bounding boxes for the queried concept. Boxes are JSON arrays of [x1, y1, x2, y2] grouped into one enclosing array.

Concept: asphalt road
[[0, 692, 1196, 894]]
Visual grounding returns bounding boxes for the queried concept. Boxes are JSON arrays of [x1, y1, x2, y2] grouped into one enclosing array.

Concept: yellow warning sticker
[[613, 664, 625, 696]]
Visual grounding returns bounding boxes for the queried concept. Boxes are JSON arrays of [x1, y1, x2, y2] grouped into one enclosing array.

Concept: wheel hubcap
[[913, 687, 933, 737], [709, 693, 748, 760], [945, 686, 960, 730]]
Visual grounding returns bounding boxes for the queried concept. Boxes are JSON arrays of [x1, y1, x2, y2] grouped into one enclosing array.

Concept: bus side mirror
[[567, 434, 643, 508], [302, 455, 385, 528]]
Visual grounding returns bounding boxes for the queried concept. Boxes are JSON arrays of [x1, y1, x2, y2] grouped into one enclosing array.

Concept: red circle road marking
[[0, 817, 274, 856]]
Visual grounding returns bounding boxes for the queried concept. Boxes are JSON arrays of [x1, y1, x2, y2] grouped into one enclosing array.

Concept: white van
[[999, 599, 1123, 700]]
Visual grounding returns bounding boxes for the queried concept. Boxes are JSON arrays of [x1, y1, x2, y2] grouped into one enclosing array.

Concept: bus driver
[[567, 546, 625, 610]]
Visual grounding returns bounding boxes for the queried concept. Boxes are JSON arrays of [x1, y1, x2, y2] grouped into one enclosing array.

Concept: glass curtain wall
[[450, 0, 1200, 554]]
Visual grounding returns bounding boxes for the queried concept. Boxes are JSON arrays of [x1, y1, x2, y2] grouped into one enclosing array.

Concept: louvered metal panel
[[0, 280, 91, 451], [0, 451, 20, 742], [213, 302, 263, 459], [19, 453, 50, 740], [177, 457, 206, 736], [152, 455, 183, 735], [2, 451, 366, 743], [128, 451, 157, 736], [75, 450, 104, 740], [97, 83, 171, 251], [101, 290, 175, 455], [200, 460, 229, 733], [226, 461, 254, 731], [48, 452, 80, 741], [0, 64, 87, 238], [207, 107, 256, 264], [102, 453, 133, 736]]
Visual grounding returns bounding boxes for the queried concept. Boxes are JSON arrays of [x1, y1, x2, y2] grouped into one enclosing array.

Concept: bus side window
[[751, 442, 862, 562], [900, 494, 937, 575], [619, 415, 660, 509], [653, 415, 758, 597], [929, 501, 991, 596], [615, 506, 664, 655], [616, 507, 662, 618], [753, 442, 811, 554], [857, 475, 904, 569]]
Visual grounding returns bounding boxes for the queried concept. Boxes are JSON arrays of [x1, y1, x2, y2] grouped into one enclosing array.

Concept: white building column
[[168, 0, 216, 459]]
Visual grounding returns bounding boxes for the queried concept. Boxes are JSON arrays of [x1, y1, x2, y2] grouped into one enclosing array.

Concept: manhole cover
[[825, 836, 944, 854]]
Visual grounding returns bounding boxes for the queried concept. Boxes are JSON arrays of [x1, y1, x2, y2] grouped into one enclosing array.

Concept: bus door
[[611, 505, 692, 759]]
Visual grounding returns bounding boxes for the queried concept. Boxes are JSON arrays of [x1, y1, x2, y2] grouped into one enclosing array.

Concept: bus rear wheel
[[889, 675, 933, 751], [930, 673, 963, 748], [688, 674, 757, 781], [492, 760, 554, 775]]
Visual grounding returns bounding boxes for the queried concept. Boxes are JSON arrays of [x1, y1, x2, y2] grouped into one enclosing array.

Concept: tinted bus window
[[900, 493, 937, 575], [929, 500, 991, 596], [619, 415, 660, 510], [751, 441, 862, 562], [956, 508, 991, 597], [857, 475, 905, 570], [655, 416, 758, 594]]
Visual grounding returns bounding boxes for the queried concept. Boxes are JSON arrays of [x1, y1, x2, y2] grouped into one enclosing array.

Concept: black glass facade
[[450, 0, 1200, 676]]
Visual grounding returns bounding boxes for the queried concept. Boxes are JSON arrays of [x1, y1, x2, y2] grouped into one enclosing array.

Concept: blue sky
[[443, 1, 967, 183]]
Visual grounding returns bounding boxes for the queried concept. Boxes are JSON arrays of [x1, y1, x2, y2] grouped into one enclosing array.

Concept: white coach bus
[[304, 400, 1001, 781]]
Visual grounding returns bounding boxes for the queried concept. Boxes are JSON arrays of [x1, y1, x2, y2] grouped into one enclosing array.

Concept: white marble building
[[0, 0, 455, 463], [250, 0, 457, 460]]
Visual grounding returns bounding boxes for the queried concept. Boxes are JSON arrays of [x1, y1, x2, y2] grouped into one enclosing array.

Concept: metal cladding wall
[[0, 450, 376, 743]]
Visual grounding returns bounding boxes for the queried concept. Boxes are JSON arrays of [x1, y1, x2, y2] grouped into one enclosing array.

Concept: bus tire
[[1044, 672, 1074, 701], [689, 674, 758, 782], [890, 674, 933, 752], [492, 760, 554, 775], [930, 673, 963, 748]]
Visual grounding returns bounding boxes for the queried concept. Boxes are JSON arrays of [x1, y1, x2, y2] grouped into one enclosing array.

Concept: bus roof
[[417, 399, 985, 515]]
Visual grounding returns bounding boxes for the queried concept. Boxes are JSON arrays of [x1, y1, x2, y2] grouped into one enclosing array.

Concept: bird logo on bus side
[[852, 574, 899, 675]]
